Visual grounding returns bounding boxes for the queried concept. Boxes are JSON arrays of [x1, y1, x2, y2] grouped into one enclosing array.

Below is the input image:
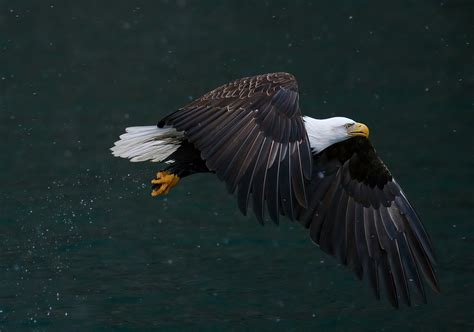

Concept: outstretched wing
[[159, 72, 312, 223], [296, 137, 439, 307]]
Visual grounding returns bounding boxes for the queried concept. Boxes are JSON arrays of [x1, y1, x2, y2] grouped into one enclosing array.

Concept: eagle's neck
[[303, 116, 352, 154]]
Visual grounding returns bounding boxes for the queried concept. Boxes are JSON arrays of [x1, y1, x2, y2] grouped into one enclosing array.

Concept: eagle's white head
[[303, 116, 370, 153]]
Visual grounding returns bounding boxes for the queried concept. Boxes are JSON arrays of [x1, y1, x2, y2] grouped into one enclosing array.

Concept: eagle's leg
[[151, 171, 180, 197], [150, 140, 210, 197]]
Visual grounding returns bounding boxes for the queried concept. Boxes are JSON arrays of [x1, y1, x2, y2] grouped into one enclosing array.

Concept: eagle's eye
[[344, 123, 354, 129]]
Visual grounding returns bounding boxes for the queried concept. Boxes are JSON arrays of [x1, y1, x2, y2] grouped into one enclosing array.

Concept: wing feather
[[266, 145, 282, 224], [296, 137, 439, 307], [159, 73, 311, 222]]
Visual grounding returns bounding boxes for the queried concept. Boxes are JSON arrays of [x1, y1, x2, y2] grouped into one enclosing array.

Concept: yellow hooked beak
[[348, 122, 370, 138]]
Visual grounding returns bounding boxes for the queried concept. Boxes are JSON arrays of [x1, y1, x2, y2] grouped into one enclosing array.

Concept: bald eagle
[[111, 72, 439, 307]]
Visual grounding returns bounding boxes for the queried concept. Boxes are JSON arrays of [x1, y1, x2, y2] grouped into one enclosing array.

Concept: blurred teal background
[[1, 1, 473, 330]]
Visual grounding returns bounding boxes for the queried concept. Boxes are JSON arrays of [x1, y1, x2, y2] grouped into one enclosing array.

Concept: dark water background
[[1, 1, 473, 330]]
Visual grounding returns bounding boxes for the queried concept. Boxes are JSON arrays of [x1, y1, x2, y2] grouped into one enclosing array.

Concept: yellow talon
[[151, 171, 180, 197]]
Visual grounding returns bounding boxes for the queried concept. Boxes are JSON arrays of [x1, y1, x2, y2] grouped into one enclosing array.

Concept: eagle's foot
[[151, 171, 180, 197]]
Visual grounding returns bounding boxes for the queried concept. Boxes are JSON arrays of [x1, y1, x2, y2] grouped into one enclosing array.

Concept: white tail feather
[[111, 126, 183, 162]]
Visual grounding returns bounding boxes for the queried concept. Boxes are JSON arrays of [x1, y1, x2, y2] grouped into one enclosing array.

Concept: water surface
[[1, 1, 473, 330]]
